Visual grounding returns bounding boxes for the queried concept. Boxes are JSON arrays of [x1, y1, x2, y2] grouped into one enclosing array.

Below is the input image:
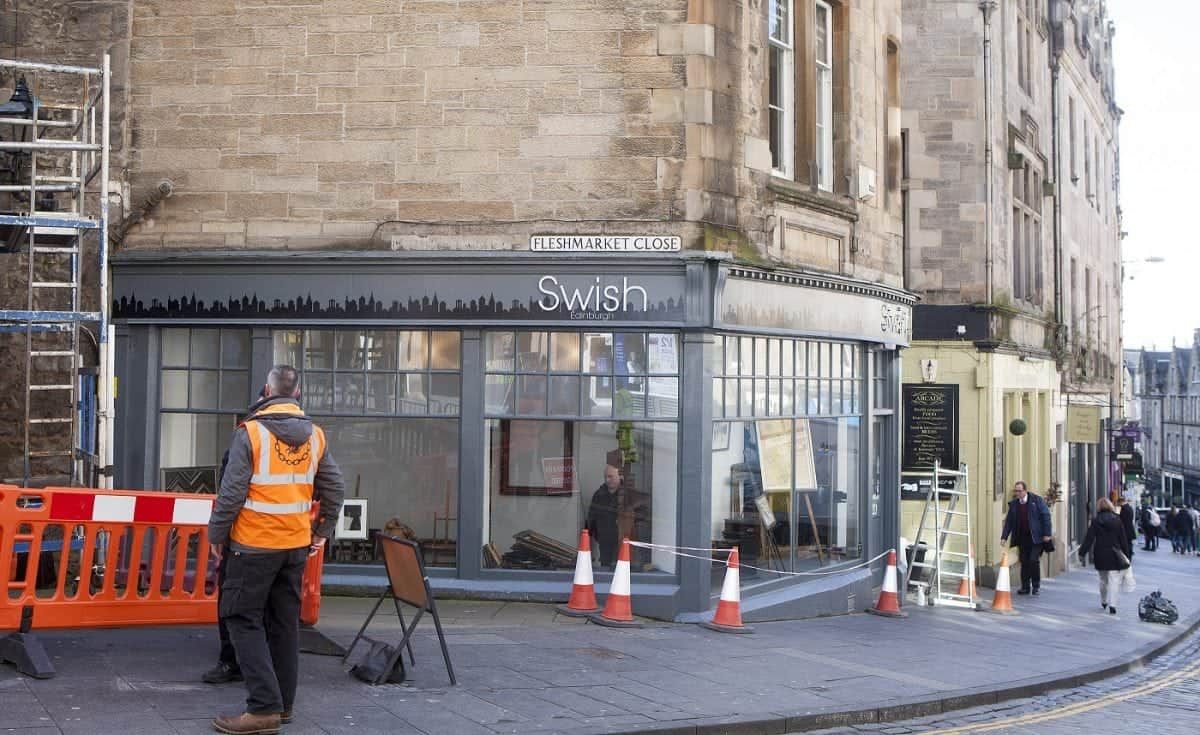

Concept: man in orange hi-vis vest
[[208, 365, 344, 735]]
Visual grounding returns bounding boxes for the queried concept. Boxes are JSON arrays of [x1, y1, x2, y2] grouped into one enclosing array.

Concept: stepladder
[[901, 462, 979, 610]]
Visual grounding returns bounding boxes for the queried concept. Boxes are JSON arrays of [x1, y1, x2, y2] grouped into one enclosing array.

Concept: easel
[[795, 489, 825, 566], [728, 465, 787, 573]]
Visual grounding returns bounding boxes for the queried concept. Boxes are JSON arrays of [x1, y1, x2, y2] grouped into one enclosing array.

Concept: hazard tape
[[628, 541, 894, 577]]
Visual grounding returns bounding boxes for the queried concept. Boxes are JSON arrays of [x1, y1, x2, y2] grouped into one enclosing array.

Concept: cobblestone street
[[807, 625, 1200, 735]]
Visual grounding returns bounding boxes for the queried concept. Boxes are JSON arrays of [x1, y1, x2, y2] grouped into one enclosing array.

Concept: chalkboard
[[902, 384, 959, 473]]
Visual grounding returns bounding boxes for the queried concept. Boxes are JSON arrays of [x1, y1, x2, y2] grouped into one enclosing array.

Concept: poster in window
[[755, 419, 793, 492], [541, 456, 575, 488], [336, 498, 369, 541]]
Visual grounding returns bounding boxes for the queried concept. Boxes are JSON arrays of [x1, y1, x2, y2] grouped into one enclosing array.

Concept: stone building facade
[[1131, 336, 1200, 508], [899, 0, 1121, 575], [5, 0, 912, 620], [1055, 0, 1123, 544]]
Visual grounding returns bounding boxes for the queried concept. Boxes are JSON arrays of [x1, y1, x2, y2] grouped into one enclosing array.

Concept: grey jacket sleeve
[[208, 427, 253, 546], [312, 445, 346, 539]]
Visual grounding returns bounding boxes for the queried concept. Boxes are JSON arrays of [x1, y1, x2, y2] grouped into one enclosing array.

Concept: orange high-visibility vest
[[231, 403, 326, 550]]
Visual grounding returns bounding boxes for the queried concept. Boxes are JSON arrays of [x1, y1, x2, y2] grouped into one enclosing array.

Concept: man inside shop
[[587, 460, 625, 569]]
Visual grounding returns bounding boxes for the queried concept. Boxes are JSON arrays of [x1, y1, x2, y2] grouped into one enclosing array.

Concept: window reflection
[[484, 420, 677, 574]]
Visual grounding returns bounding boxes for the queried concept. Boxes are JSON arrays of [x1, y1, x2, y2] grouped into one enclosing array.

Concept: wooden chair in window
[[423, 478, 456, 566]]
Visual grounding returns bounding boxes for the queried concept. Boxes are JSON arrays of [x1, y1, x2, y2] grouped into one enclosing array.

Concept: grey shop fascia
[[111, 249, 914, 622]]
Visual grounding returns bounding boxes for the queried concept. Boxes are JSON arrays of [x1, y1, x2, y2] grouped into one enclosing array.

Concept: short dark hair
[[1014, 481, 1027, 491], [267, 365, 300, 398]]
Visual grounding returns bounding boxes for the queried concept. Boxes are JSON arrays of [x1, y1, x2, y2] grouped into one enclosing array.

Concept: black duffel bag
[[1138, 590, 1179, 625], [349, 640, 406, 684]]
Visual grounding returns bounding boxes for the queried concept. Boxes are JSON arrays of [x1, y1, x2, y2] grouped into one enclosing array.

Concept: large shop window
[[273, 329, 461, 567], [482, 331, 680, 574], [158, 328, 251, 493], [709, 336, 863, 589]]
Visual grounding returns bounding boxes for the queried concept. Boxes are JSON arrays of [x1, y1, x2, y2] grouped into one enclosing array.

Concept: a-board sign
[[902, 384, 959, 473]]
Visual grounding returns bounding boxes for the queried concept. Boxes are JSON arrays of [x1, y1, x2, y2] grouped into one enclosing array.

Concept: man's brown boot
[[212, 712, 281, 734]]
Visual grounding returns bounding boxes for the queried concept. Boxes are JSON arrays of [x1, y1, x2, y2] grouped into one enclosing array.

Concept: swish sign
[[537, 275, 650, 321]]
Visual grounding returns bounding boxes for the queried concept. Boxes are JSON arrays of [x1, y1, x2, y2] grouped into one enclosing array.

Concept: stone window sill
[[766, 178, 860, 222]]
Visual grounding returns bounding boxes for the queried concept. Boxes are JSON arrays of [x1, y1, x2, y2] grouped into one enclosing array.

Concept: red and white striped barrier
[[46, 492, 213, 525]]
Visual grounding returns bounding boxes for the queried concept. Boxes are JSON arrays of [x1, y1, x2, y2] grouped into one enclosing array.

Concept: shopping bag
[[1119, 565, 1136, 594]]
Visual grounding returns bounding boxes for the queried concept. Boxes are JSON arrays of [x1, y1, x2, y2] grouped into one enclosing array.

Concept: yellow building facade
[[901, 344, 1068, 585]]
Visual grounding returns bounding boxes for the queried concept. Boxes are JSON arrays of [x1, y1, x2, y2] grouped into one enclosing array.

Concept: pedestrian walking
[[1115, 496, 1135, 562], [1170, 505, 1194, 554], [1189, 505, 1200, 555], [1140, 503, 1160, 551], [208, 366, 345, 735], [1078, 497, 1132, 615], [1000, 481, 1053, 596]]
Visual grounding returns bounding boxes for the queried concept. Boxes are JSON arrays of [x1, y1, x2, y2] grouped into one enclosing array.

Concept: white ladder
[[902, 462, 978, 609]]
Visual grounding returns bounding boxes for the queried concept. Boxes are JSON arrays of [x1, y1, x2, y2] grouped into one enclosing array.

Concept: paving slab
[[1, 550, 1198, 734]]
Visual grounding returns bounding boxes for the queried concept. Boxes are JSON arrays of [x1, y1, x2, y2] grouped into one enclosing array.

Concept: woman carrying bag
[[1078, 497, 1134, 615]]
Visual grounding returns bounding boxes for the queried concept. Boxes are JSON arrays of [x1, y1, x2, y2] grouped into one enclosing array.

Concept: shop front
[[112, 250, 913, 621]]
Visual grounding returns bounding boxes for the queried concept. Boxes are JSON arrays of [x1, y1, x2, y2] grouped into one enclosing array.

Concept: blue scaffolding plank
[[0, 310, 101, 322], [0, 324, 73, 334], [0, 214, 100, 229]]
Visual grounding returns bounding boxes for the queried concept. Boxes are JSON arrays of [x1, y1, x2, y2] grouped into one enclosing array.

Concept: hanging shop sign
[[530, 235, 682, 252], [1112, 435, 1135, 461], [902, 384, 959, 473], [1065, 405, 1101, 444]]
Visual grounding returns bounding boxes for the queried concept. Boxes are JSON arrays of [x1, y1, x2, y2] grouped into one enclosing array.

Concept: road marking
[[919, 659, 1200, 734]]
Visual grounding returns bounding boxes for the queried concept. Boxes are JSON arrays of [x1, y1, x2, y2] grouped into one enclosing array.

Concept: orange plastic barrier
[[0, 485, 220, 632]]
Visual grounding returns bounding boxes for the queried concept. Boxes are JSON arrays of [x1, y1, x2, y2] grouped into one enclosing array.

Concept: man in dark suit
[[1000, 481, 1053, 596]]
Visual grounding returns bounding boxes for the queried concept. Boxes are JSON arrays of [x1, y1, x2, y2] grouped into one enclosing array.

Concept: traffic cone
[[867, 549, 907, 618], [957, 544, 978, 600], [557, 529, 602, 617], [988, 550, 1018, 615], [589, 538, 643, 628], [701, 548, 753, 633]]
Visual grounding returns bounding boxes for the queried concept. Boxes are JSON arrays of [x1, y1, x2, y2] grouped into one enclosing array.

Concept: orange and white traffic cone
[[589, 538, 643, 628], [988, 550, 1018, 615], [957, 543, 978, 601], [867, 549, 908, 618], [701, 548, 753, 634], [557, 529, 602, 617]]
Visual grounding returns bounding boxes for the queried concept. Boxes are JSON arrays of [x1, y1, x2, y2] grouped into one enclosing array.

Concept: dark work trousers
[[1018, 542, 1043, 592], [220, 547, 308, 715], [216, 554, 238, 669]]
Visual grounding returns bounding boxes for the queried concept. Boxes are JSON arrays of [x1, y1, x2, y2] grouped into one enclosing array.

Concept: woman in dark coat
[[1079, 498, 1132, 615], [1116, 497, 1136, 559]]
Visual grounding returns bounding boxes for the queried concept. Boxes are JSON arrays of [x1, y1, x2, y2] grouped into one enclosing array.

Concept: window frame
[[273, 328, 463, 418], [814, 0, 834, 191], [768, 0, 796, 179]]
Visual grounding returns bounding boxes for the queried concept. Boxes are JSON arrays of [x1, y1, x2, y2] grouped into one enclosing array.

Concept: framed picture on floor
[[336, 498, 370, 540]]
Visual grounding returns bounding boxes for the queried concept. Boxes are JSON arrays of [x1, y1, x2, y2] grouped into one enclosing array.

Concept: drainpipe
[[980, 1, 998, 307], [1050, 2, 1066, 369]]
